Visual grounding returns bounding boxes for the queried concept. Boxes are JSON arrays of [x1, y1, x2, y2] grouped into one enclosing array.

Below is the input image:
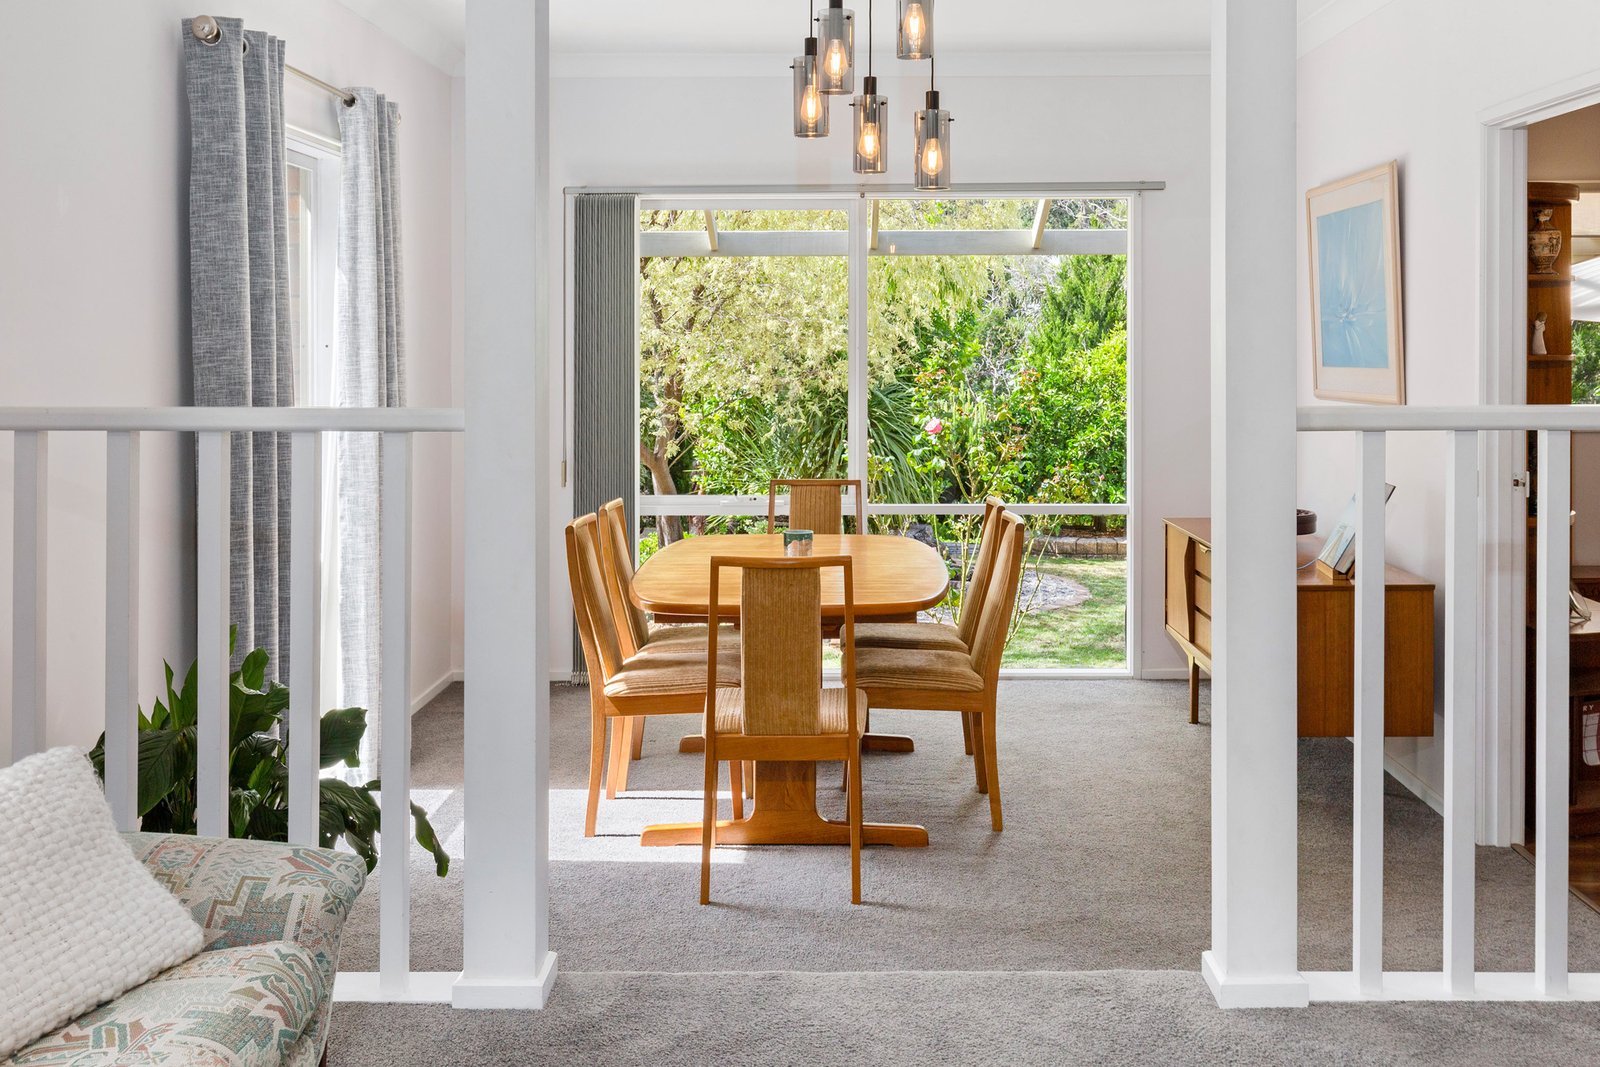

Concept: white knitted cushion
[[0, 747, 204, 1059]]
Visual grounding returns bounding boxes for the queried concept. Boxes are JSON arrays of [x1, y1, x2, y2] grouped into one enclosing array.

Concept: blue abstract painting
[[1316, 200, 1390, 369]]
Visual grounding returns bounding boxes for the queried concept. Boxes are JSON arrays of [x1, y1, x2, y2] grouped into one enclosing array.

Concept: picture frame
[[1307, 161, 1406, 405], [1315, 483, 1397, 576]]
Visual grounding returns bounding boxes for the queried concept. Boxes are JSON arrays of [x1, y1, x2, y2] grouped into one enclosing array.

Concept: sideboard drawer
[[1194, 573, 1212, 616]]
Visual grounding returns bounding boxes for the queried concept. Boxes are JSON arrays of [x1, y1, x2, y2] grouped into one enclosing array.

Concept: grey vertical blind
[[183, 17, 294, 678], [572, 193, 639, 680]]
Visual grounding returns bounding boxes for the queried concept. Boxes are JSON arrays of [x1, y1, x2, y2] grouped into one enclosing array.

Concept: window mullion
[[847, 196, 870, 512]]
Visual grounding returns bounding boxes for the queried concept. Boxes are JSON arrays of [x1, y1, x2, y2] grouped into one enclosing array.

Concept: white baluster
[[1353, 431, 1386, 994], [196, 431, 231, 838], [10, 428, 47, 764], [105, 432, 140, 829], [379, 432, 414, 994], [11, 432, 47, 762], [1535, 429, 1571, 995], [1442, 430, 1479, 995], [289, 432, 323, 846]]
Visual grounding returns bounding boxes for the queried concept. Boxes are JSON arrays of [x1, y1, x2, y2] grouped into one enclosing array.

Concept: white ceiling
[[339, 0, 1372, 77], [551, 1, 1213, 55]]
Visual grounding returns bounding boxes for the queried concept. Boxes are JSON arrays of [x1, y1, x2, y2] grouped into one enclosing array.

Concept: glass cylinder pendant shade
[[897, 0, 933, 59], [792, 40, 829, 138], [816, 0, 855, 95], [852, 77, 887, 174], [913, 91, 951, 190]]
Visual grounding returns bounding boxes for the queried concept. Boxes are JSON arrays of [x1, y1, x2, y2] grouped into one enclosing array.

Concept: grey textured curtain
[[337, 90, 405, 761], [184, 17, 294, 678], [573, 193, 639, 680]]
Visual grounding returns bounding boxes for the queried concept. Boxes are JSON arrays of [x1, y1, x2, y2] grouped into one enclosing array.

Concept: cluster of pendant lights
[[792, 0, 949, 188]]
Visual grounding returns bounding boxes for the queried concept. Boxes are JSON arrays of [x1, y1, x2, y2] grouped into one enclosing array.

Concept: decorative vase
[[1530, 208, 1563, 275]]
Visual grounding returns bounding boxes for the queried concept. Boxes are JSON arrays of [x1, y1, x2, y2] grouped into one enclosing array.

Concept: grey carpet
[[333, 970, 1600, 1066], [330, 681, 1600, 1064]]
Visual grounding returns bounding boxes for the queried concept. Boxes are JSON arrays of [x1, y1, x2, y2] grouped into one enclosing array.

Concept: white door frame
[[1478, 69, 1600, 847]]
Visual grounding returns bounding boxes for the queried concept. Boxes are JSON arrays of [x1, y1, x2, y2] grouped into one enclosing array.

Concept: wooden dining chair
[[701, 554, 867, 905], [855, 510, 1026, 832], [767, 478, 864, 535], [853, 496, 1007, 757], [566, 513, 744, 836], [597, 498, 739, 764]]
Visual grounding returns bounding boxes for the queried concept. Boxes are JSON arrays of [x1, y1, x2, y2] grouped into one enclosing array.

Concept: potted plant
[[89, 630, 449, 876]]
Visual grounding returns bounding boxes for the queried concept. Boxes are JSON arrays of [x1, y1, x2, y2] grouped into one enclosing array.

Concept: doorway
[[1512, 104, 1600, 911]]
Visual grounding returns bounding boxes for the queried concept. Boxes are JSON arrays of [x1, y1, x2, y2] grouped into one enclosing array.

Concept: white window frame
[[621, 187, 1147, 679], [287, 129, 344, 708]]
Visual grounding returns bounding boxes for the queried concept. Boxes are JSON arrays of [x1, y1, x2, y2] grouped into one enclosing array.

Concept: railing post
[[11, 432, 47, 762], [1535, 428, 1571, 996], [1443, 430, 1478, 994], [104, 432, 140, 829], [1442, 430, 1479, 994], [1202, 0, 1307, 1009], [458, 0, 559, 1010], [196, 431, 231, 838], [288, 432, 323, 846], [1353, 431, 1387, 994], [379, 432, 414, 994]]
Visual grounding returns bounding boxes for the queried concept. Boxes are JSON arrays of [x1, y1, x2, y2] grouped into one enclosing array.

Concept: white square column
[[1201, 0, 1308, 1009], [455, 0, 559, 1009]]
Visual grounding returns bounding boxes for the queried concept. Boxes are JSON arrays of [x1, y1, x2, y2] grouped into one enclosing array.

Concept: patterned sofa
[[4, 833, 366, 1067]]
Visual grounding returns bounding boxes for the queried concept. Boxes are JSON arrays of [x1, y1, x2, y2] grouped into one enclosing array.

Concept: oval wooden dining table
[[629, 532, 950, 849]]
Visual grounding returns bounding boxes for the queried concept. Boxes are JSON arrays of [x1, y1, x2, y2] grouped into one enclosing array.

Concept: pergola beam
[[639, 228, 1129, 259], [1030, 198, 1052, 250], [703, 209, 718, 253]]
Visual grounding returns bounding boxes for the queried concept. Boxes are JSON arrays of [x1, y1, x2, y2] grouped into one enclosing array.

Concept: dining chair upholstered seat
[[597, 498, 737, 770], [701, 553, 867, 904], [855, 497, 1006, 656], [567, 512, 747, 837], [605, 649, 742, 699], [850, 620, 967, 653], [853, 646, 983, 691], [856, 509, 1026, 832], [714, 687, 870, 737]]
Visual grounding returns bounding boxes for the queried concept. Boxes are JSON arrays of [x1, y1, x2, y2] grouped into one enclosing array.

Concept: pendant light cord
[[868, 0, 874, 77]]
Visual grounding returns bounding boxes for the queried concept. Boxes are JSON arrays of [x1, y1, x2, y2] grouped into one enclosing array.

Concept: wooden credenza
[[1164, 517, 1435, 737]]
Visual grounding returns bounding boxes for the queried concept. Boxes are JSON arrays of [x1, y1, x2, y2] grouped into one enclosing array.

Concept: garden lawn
[[1003, 556, 1127, 670]]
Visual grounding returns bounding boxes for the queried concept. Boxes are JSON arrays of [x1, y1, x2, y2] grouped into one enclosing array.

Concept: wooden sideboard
[[1164, 517, 1435, 737]]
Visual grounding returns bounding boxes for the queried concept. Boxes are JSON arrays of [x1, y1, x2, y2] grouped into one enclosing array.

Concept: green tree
[[1575, 321, 1600, 405]]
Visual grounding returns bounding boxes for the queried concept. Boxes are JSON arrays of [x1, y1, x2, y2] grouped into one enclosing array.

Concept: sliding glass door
[[635, 193, 1134, 671]]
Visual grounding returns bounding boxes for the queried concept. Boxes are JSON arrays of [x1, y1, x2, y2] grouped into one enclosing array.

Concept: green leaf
[[239, 647, 270, 693], [229, 787, 262, 838], [410, 800, 451, 877], [318, 707, 367, 769], [136, 728, 185, 816]]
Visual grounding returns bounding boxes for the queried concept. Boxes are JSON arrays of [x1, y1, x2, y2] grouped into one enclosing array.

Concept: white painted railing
[[1297, 403, 1600, 1001], [2, 406, 464, 1001]]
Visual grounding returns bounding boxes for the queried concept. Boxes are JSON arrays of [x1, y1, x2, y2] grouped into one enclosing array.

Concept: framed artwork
[[1307, 161, 1406, 405]]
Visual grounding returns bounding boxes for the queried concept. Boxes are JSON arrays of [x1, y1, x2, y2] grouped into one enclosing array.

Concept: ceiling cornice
[[1297, 0, 1403, 58], [333, 0, 465, 77], [550, 50, 1209, 81]]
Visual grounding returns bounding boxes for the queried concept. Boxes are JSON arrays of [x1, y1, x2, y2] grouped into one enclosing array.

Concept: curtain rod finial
[[192, 14, 221, 44]]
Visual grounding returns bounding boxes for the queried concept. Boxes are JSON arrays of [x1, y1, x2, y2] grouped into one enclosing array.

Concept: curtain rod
[[190, 15, 357, 108]]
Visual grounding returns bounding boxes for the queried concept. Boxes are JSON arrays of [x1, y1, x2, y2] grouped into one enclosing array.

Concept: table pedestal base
[[639, 759, 928, 848], [677, 732, 915, 754]]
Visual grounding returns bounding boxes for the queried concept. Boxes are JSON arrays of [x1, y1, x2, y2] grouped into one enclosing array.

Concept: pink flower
[[924, 417, 944, 436]]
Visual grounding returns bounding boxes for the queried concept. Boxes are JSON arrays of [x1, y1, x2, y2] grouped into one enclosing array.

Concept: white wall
[[0, 0, 460, 756], [545, 59, 1213, 679], [1297, 0, 1600, 802]]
